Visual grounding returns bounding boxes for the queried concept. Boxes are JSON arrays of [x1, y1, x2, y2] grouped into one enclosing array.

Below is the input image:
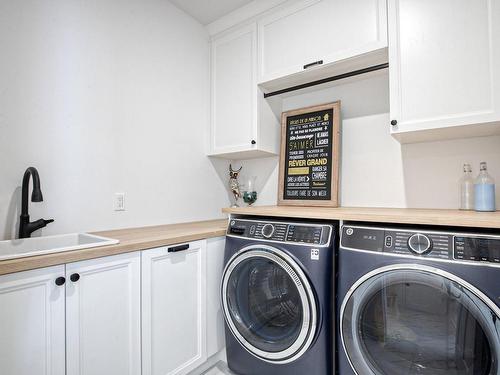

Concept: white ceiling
[[170, 0, 253, 25]]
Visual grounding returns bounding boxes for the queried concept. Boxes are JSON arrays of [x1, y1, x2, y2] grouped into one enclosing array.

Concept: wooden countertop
[[0, 219, 227, 276], [222, 206, 500, 229]]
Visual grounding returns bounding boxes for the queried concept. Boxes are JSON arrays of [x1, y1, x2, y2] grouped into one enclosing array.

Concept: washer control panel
[[227, 219, 331, 246], [341, 225, 500, 264]]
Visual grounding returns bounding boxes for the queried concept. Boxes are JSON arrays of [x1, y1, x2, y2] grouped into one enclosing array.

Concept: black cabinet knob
[[70, 273, 80, 282], [55, 277, 66, 286], [251, 140, 256, 145], [391, 120, 398, 126]]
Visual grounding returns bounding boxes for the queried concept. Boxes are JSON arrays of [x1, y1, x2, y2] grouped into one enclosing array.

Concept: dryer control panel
[[227, 219, 332, 247], [341, 225, 500, 264], [454, 236, 500, 263], [382, 229, 453, 260]]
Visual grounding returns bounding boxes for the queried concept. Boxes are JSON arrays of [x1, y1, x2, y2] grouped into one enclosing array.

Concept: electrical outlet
[[114, 193, 125, 211]]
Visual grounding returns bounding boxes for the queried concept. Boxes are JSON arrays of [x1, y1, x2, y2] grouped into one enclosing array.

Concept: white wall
[[2, 1, 498, 241], [0, 0, 228, 240], [236, 72, 500, 209]]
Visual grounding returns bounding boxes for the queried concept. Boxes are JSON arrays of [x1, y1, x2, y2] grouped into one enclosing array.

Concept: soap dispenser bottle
[[474, 162, 496, 212], [459, 164, 474, 210]]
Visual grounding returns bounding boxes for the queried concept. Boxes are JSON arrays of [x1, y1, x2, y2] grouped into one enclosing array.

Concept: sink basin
[[0, 233, 119, 261]]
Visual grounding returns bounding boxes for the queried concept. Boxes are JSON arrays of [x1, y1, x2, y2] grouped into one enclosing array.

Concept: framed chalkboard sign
[[278, 102, 340, 207]]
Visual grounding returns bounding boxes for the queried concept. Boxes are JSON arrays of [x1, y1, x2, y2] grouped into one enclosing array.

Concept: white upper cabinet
[[209, 23, 281, 159], [389, 0, 500, 142], [142, 241, 207, 375], [0, 266, 66, 375], [66, 252, 141, 375], [208, 1, 386, 159], [258, 0, 388, 90], [210, 23, 257, 156]]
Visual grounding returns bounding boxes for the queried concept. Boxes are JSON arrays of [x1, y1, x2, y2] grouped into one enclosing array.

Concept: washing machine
[[337, 223, 500, 375], [221, 217, 337, 375]]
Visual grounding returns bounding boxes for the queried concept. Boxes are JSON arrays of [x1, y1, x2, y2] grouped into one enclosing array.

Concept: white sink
[[0, 233, 119, 261]]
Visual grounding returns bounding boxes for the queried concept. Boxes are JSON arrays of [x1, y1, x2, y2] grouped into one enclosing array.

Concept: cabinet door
[[258, 0, 387, 82], [206, 237, 226, 358], [142, 240, 207, 375], [0, 266, 65, 375], [389, 0, 500, 140], [210, 23, 257, 155], [66, 252, 141, 375]]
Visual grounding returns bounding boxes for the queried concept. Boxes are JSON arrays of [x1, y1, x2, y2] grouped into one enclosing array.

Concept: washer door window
[[341, 265, 500, 375], [222, 245, 317, 364]]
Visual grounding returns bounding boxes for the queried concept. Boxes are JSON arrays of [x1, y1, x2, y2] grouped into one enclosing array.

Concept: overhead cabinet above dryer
[[388, 0, 500, 142]]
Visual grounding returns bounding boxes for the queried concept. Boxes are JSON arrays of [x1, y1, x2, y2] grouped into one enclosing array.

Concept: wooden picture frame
[[278, 102, 340, 207]]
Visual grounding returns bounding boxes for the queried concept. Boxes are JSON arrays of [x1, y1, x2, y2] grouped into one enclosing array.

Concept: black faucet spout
[[19, 167, 54, 238], [21, 167, 43, 215]]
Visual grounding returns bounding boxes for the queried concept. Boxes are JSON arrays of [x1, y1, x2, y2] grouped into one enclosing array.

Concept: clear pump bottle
[[459, 164, 474, 210], [474, 162, 496, 212]]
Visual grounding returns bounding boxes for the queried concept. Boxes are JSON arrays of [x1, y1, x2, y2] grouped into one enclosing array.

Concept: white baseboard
[[190, 350, 228, 375]]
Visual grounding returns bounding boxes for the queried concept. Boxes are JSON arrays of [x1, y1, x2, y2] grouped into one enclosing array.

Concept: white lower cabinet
[[0, 266, 66, 375], [206, 237, 226, 358], [65, 252, 142, 375], [0, 238, 222, 375], [142, 240, 208, 375]]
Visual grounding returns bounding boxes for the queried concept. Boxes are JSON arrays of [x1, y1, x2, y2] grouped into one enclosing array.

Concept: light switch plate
[[114, 193, 125, 211]]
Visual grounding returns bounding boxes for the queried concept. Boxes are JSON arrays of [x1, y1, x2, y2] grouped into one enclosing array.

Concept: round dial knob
[[408, 233, 432, 254], [261, 224, 275, 238]]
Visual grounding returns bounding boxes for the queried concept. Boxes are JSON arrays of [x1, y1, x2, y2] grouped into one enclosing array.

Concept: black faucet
[[19, 167, 54, 238]]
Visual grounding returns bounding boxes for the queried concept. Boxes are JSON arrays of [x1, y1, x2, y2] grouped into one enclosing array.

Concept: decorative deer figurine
[[229, 164, 242, 207]]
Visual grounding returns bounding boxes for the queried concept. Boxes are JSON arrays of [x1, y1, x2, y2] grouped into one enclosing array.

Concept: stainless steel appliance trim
[[341, 224, 500, 267], [221, 244, 318, 364], [341, 224, 500, 242], [226, 233, 332, 247], [339, 263, 500, 375], [340, 246, 500, 269], [227, 217, 333, 247]]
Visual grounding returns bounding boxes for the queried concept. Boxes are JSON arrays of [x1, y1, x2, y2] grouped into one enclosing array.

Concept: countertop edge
[[222, 206, 500, 229], [6, 205, 500, 277], [0, 219, 228, 276]]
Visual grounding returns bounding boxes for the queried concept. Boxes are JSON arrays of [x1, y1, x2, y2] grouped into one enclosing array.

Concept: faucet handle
[[44, 219, 54, 226]]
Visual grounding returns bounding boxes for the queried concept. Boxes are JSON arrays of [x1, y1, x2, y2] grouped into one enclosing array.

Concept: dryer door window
[[341, 265, 500, 375], [222, 245, 317, 364]]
